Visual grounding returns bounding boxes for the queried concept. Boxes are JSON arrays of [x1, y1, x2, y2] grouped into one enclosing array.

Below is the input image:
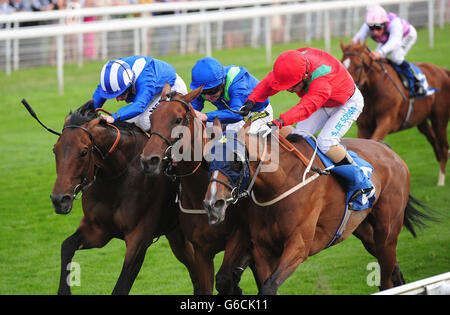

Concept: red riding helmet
[[270, 50, 309, 91]]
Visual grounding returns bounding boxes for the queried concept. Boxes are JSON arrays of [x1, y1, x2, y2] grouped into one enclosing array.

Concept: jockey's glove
[[267, 118, 285, 129], [239, 100, 254, 116], [259, 119, 285, 138]]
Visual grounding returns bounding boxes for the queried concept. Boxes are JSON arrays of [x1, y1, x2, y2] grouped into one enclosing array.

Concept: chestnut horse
[[203, 120, 433, 294], [340, 41, 450, 186], [140, 86, 259, 294], [51, 101, 198, 294]]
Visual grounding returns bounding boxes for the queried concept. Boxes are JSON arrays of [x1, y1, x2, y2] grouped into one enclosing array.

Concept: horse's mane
[[68, 100, 138, 132], [284, 133, 304, 143], [68, 100, 98, 126]]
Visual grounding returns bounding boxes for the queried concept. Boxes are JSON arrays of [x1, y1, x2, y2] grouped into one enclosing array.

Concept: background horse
[[51, 101, 197, 294], [140, 86, 258, 294], [340, 41, 450, 186], [203, 119, 433, 294]]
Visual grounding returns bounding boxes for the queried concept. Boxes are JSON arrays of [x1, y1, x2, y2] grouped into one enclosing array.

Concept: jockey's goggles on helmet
[[368, 23, 384, 30], [202, 84, 223, 96]]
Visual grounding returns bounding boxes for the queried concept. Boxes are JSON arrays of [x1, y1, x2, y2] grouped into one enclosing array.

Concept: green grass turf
[[0, 25, 448, 295]]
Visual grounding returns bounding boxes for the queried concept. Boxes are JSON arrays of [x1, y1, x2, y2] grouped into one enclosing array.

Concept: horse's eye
[[174, 117, 182, 124], [231, 160, 243, 173], [80, 149, 88, 157]]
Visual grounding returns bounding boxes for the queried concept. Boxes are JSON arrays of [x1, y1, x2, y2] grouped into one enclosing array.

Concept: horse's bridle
[[149, 94, 203, 178], [343, 50, 376, 88], [62, 121, 120, 199]]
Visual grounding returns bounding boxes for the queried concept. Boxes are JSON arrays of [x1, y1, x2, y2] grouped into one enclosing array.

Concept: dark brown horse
[[51, 101, 198, 294], [203, 119, 432, 294], [340, 40, 450, 186], [140, 86, 259, 294]]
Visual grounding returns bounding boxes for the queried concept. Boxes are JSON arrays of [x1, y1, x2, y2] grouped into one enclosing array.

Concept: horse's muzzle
[[203, 199, 226, 226], [140, 155, 161, 176], [50, 193, 74, 215]]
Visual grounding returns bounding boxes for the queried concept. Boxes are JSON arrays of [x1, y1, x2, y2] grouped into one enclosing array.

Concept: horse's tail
[[403, 194, 439, 238]]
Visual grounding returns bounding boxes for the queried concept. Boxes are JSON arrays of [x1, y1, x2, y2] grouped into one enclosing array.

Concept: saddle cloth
[[304, 138, 376, 211], [392, 61, 438, 98]]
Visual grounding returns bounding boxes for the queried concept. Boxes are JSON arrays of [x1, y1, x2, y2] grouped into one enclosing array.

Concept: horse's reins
[[150, 94, 204, 178], [215, 131, 329, 205]]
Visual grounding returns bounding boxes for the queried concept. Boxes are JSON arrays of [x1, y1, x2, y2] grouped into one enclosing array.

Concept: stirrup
[[348, 187, 374, 203]]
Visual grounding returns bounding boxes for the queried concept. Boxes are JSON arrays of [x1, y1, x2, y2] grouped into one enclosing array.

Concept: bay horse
[[140, 85, 259, 294], [50, 101, 198, 294], [340, 40, 450, 186], [203, 119, 433, 294]]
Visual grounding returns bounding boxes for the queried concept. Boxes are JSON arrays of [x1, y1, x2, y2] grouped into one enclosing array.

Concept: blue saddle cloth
[[392, 62, 438, 99], [305, 138, 376, 211]]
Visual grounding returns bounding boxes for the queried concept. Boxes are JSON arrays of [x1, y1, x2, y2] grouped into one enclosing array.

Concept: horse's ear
[[64, 113, 71, 126], [213, 116, 222, 131], [362, 40, 367, 50], [183, 86, 203, 104], [340, 40, 345, 51], [161, 82, 172, 99]]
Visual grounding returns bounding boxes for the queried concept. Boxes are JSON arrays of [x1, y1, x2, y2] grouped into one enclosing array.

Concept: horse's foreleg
[[371, 116, 394, 140], [58, 230, 83, 295], [258, 235, 307, 295], [112, 228, 152, 295], [215, 229, 252, 295], [165, 225, 199, 294], [192, 247, 215, 295]]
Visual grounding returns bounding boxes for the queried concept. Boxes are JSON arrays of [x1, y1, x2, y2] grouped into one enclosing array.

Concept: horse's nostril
[[149, 156, 161, 166], [214, 199, 225, 210], [61, 195, 72, 204]]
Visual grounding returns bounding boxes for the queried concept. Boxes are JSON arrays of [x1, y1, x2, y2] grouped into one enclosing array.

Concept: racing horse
[[340, 40, 450, 186], [50, 101, 198, 294], [140, 85, 259, 294], [203, 119, 433, 294]]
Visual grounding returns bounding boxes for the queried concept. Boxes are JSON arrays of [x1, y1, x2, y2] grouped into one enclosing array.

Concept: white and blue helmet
[[99, 59, 136, 99]]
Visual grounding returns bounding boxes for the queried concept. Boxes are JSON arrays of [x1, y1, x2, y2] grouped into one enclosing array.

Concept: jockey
[[243, 47, 374, 202], [92, 56, 187, 131], [190, 57, 273, 133], [352, 5, 425, 97]]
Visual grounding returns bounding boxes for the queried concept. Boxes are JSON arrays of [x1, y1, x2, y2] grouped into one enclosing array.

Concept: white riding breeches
[[126, 74, 188, 131], [206, 103, 274, 134], [292, 86, 364, 154]]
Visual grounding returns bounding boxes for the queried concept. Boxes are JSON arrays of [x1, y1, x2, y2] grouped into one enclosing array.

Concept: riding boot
[[332, 152, 374, 205], [398, 61, 426, 97]]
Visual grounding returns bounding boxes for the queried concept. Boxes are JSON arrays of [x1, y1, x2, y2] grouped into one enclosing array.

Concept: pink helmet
[[366, 5, 388, 25]]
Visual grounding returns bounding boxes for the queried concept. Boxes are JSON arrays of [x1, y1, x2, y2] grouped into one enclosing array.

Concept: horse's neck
[[98, 128, 144, 175], [250, 135, 309, 198]]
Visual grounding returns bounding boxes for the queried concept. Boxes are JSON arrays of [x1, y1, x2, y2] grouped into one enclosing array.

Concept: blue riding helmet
[[98, 59, 136, 99], [190, 57, 225, 90]]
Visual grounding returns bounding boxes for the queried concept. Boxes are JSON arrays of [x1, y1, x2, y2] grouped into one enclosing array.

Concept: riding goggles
[[368, 23, 384, 31], [202, 84, 223, 96]]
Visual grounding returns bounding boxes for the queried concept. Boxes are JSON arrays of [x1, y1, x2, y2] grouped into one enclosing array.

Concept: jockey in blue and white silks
[[190, 57, 273, 133], [92, 55, 187, 130]]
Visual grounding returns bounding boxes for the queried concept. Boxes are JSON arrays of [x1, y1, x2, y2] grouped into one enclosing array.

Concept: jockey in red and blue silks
[[352, 5, 425, 97], [190, 57, 273, 133], [92, 56, 187, 130], [242, 47, 374, 204]]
